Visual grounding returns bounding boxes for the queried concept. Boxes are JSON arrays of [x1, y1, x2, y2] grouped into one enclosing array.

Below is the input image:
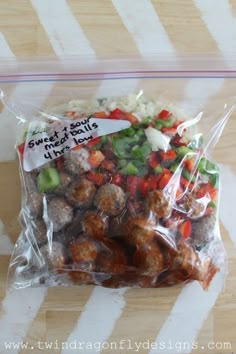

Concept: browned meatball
[[69, 237, 98, 267], [96, 239, 127, 274], [64, 148, 90, 175], [125, 216, 156, 246], [181, 192, 205, 218], [133, 241, 164, 276], [67, 178, 96, 208], [146, 189, 171, 218], [81, 211, 108, 240], [40, 241, 66, 270], [191, 214, 216, 249], [30, 218, 47, 244], [27, 191, 43, 218], [54, 172, 73, 194], [69, 270, 94, 285], [47, 198, 73, 232], [169, 240, 202, 281], [94, 184, 126, 216]]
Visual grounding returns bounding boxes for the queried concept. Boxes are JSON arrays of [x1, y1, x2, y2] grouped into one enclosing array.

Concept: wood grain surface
[[0, 1, 236, 354]]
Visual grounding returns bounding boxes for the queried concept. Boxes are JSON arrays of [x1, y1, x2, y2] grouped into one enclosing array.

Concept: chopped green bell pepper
[[37, 167, 60, 193]]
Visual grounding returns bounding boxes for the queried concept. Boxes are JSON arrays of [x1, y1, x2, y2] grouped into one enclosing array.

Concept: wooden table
[[0, 1, 236, 354]]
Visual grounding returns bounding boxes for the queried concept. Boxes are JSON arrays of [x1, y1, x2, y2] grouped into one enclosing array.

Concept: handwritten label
[[23, 117, 131, 171]]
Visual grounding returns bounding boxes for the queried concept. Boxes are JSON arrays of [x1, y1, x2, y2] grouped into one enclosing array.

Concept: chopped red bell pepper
[[157, 171, 172, 189], [161, 127, 177, 137], [185, 158, 194, 173], [195, 183, 217, 201], [126, 176, 141, 200], [86, 171, 104, 186], [109, 108, 126, 120], [140, 179, 149, 198], [67, 111, 76, 117], [111, 173, 124, 186], [88, 150, 105, 168], [178, 219, 192, 239], [72, 143, 82, 151], [146, 175, 157, 190], [180, 177, 194, 191], [86, 137, 100, 148], [171, 136, 187, 147], [159, 150, 176, 162], [101, 160, 116, 172], [149, 152, 159, 168], [126, 113, 138, 124], [158, 109, 170, 120], [17, 142, 25, 156], [173, 120, 183, 128], [93, 111, 108, 118]]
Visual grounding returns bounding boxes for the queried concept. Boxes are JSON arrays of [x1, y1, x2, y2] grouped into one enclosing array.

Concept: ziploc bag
[[0, 56, 234, 290]]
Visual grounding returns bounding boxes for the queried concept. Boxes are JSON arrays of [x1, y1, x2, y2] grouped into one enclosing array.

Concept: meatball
[[81, 211, 108, 240], [169, 240, 202, 281], [191, 214, 216, 249], [133, 241, 164, 276], [64, 148, 90, 175], [54, 172, 73, 194], [95, 239, 127, 274], [181, 193, 205, 218], [47, 198, 73, 232], [69, 270, 94, 285], [146, 190, 171, 218], [40, 241, 66, 270], [22, 172, 37, 193], [94, 184, 126, 216], [66, 178, 96, 208], [125, 216, 156, 246], [30, 218, 47, 244], [69, 237, 98, 270], [27, 191, 43, 218]]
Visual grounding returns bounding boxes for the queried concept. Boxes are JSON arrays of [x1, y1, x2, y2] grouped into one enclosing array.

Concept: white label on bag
[[22, 117, 131, 172]]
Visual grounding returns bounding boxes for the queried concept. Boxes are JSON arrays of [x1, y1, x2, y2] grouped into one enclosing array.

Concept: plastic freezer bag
[[0, 57, 234, 290]]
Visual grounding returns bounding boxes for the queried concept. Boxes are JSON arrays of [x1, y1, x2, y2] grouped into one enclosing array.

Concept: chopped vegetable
[[126, 176, 141, 199], [157, 171, 172, 189], [159, 149, 176, 162], [88, 150, 105, 168], [120, 162, 138, 175], [179, 220, 192, 239], [93, 111, 108, 118], [182, 168, 196, 182], [109, 108, 126, 120], [131, 142, 151, 162], [195, 183, 217, 201], [111, 173, 124, 186], [87, 171, 104, 186], [161, 127, 176, 136], [37, 167, 60, 193], [176, 146, 194, 157], [180, 177, 194, 190], [101, 160, 116, 172], [126, 113, 138, 124], [149, 152, 159, 168], [158, 109, 170, 120], [171, 136, 187, 147], [185, 158, 194, 172], [145, 127, 170, 152], [154, 165, 163, 175], [17, 142, 25, 156], [140, 179, 149, 197]]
